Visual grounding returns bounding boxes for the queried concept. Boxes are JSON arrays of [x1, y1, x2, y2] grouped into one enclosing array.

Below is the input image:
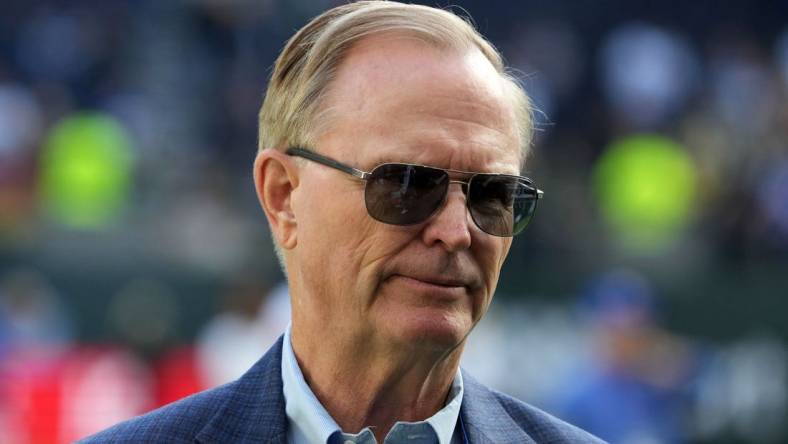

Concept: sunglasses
[[286, 147, 544, 237]]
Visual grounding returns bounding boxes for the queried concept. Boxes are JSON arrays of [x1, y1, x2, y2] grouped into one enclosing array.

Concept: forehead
[[316, 35, 522, 175]]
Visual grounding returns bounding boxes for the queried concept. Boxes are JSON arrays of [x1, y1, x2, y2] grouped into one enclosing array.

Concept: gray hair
[[258, 0, 533, 155]]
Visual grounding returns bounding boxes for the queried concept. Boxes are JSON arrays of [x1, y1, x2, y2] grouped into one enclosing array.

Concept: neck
[[291, 320, 463, 442]]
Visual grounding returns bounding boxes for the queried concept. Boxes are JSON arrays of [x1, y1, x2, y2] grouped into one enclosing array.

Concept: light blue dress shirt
[[281, 325, 464, 444]]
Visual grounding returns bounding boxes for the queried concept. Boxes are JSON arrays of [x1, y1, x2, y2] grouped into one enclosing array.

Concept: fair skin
[[254, 35, 521, 441]]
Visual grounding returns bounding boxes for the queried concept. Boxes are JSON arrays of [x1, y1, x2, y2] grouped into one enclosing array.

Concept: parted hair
[[257, 0, 533, 156]]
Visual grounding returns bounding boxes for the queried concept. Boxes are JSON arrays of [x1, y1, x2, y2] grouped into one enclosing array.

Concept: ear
[[253, 149, 299, 250]]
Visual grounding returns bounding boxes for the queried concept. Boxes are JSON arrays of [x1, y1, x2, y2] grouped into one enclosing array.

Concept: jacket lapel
[[460, 370, 537, 444], [194, 339, 539, 443], [196, 336, 288, 444]]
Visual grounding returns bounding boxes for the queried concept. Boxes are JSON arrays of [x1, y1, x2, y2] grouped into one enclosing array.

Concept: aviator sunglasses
[[286, 147, 544, 237]]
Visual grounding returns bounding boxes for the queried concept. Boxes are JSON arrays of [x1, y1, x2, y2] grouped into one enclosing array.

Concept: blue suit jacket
[[79, 337, 604, 443]]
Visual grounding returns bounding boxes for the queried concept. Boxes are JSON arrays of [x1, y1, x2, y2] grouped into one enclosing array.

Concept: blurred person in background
[[0, 268, 72, 351], [556, 271, 699, 444], [80, 1, 602, 443], [196, 275, 289, 388]]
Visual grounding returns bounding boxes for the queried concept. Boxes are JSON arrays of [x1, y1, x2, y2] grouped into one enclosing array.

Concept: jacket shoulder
[[76, 381, 236, 443], [78, 336, 288, 443], [492, 389, 607, 444]]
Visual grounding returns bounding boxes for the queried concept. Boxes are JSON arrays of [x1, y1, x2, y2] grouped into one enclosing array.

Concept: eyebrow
[[363, 154, 525, 177], [365, 159, 529, 181], [361, 155, 411, 169]]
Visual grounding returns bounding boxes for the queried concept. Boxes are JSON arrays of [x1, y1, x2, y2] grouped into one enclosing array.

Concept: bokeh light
[[593, 134, 697, 251], [38, 113, 134, 229]]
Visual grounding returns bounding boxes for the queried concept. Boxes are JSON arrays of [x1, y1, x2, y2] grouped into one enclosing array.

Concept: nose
[[421, 183, 472, 252]]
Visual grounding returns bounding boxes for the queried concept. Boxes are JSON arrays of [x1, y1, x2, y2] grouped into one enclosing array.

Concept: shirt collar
[[426, 369, 463, 444], [281, 324, 464, 444]]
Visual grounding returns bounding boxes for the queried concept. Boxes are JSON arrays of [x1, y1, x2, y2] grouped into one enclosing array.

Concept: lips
[[395, 274, 466, 287], [383, 258, 482, 292], [387, 273, 469, 290]]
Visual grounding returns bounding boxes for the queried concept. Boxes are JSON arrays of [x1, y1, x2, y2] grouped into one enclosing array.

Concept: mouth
[[387, 274, 468, 293]]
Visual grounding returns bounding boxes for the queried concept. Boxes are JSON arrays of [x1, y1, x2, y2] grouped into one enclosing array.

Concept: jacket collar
[[194, 335, 536, 444], [196, 336, 288, 444], [459, 370, 537, 444]]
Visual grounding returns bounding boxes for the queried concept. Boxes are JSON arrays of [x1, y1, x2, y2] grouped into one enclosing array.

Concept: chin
[[383, 307, 473, 352], [372, 277, 483, 353]]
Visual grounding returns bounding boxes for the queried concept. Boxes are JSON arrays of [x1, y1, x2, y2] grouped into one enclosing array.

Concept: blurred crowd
[[0, 1, 786, 443]]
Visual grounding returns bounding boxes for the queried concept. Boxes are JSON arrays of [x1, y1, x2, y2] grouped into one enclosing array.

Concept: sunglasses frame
[[285, 147, 544, 236]]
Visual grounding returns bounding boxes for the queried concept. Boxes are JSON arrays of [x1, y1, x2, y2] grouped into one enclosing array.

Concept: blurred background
[[0, 0, 786, 443]]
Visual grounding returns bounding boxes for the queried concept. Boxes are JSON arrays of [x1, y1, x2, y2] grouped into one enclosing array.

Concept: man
[[81, 1, 603, 443]]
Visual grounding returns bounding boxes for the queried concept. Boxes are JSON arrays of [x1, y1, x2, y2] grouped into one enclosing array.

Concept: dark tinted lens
[[468, 175, 538, 236], [364, 164, 449, 225]]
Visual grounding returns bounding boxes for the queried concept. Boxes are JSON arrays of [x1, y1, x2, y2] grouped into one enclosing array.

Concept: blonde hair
[[257, 0, 533, 156]]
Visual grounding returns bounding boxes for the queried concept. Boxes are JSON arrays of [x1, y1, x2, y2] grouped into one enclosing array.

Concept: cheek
[[345, 223, 417, 299], [496, 238, 513, 271], [297, 174, 364, 240], [297, 177, 405, 283], [294, 178, 367, 276], [475, 237, 511, 299]]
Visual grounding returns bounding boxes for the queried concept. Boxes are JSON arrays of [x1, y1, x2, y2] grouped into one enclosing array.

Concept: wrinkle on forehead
[[316, 35, 522, 171], [343, 47, 516, 135]]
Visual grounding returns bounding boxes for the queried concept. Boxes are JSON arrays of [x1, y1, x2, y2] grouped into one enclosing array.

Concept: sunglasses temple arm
[[286, 147, 370, 180]]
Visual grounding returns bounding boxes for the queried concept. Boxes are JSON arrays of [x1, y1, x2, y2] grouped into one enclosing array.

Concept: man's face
[[289, 36, 521, 352]]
